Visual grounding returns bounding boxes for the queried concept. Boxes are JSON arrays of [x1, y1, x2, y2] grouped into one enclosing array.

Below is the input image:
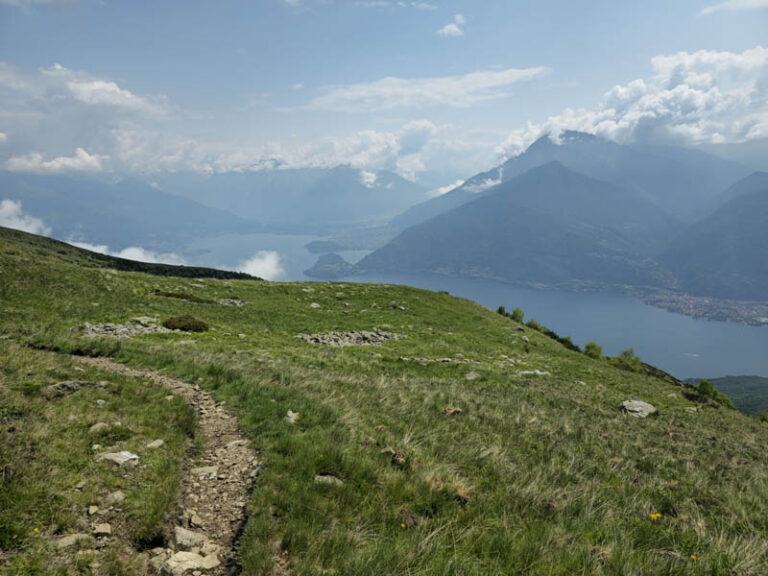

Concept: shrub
[[162, 315, 209, 333], [615, 348, 642, 372], [510, 308, 524, 323], [697, 379, 715, 399], [526, 319, 542, 331], [497, 305, 507, 316], [585, 341, 602, 359], [695, 379, 736, 409]]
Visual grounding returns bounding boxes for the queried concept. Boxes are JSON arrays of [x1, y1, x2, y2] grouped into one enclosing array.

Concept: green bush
[[697, 379, 715, 398], [497, 305, 507, 316], [162, 315, 209, 333], [510, 308, 524, 323], [615, 348, 642, 372], [526, 319, 542, 331], [584, 341, 602, 359]]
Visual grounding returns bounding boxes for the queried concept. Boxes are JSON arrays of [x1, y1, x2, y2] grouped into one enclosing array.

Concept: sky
[[0, 0, 767, 185]]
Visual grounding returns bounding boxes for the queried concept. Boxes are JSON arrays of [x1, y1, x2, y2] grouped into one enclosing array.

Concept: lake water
[[187, 233, 768, 380]]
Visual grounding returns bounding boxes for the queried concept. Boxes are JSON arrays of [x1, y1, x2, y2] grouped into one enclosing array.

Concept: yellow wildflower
[[400, 523, 406, 529], [33, 527, 39, 534], [691, 554, 697, 560]]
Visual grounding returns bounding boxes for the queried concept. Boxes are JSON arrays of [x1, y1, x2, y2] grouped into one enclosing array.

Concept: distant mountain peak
[[528, 131, 599, 151]]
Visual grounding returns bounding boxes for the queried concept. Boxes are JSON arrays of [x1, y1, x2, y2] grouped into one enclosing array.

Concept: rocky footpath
[[79, 357, 260, 576]]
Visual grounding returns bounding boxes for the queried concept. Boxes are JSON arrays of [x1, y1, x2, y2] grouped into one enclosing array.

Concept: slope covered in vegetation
[[1, 227, 766, 575]]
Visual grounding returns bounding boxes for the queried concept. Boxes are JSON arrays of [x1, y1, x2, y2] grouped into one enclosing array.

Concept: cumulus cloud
[[499, 46, 768, 156], [0, 132, 7, 144], [437, 14, 465, 37], [68, 240, 185, 265], [0, 199, 50, 235], [701, 0, 768, 15], [303, 66, 548, 111], [427, 179, 465, 198], [359, 170, 378, 188], [237, 251, 285, 280], [6, 147, 107, 173]]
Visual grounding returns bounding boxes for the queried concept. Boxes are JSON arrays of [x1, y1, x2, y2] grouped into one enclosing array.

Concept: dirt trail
[[79, 357, 259, 576]]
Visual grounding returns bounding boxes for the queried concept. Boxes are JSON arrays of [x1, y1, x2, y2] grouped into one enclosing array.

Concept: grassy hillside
[[1, 227, 767, 575]]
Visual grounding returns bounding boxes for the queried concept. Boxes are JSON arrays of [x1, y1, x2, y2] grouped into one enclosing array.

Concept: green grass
[[1, 227, 767, 575], [0, 341, 196, 575]]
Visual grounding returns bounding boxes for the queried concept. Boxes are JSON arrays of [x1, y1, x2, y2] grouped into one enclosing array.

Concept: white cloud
[[499, 46, 768, 156], [6, 147, 108, 173], [427, 179, 465, 198], [292, 83, 304, 90], [304, 66, 548, 111], [0, 132, 6, 144], [0, 199, 50, 235], [68, 240, 185, 265], [701, 0, 768, 15], [237, 251, 285, 280], [360, 170, 378, 188], [0, 62, 497, 179], [437, 14, 466, 36]]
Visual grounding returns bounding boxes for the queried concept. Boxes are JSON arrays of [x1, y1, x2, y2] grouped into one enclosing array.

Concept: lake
[[188, 233, 768, 381]]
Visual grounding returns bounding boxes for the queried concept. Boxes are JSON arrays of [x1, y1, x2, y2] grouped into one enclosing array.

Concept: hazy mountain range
[[1, 132, 766, 302], [0, 171, 261, 251], [392, 131, 749, 229], [355, 134, 767, 302], [156, 166, 428, 234]]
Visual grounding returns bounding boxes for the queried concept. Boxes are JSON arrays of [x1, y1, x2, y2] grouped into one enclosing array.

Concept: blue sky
[[1, 0, 767, 184]]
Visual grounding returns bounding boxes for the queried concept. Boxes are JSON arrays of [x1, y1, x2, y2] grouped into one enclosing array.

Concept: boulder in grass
[[619, 400, 657, 418]]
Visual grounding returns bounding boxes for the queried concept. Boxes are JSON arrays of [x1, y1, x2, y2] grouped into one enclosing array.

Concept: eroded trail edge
[[79, 357, 259, 576]]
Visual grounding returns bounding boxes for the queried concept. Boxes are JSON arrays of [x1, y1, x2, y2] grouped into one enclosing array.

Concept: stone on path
[[174, 526, 208, 550], [92, 523, 111, 537], [163, 551, 221, 575]]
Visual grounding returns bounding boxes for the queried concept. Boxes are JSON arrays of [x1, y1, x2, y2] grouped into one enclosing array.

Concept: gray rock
[[146, 439, 165, 449], [93, 523, 111, 537], [310, 302, 321, 309], [88, 505, 99, 516], [465, 371, 480, 381], [285, 410, 299, 424], [297, 329, 405, 347], [44, 381, 105, 399], [190, 466, 218, 480], [104, 490, 125, 505], [89, 422, 110, 434], [163, 551, 220, 575], [96, 451, 139, 466], [217, 298, 245, 307], [174, 526, 207, 550], [684, 407, 698, 413], [517, 370, 551, 377], [55, 533, 90, 549], [619, 400, 658, 418], [314, 474, 344, 487]]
